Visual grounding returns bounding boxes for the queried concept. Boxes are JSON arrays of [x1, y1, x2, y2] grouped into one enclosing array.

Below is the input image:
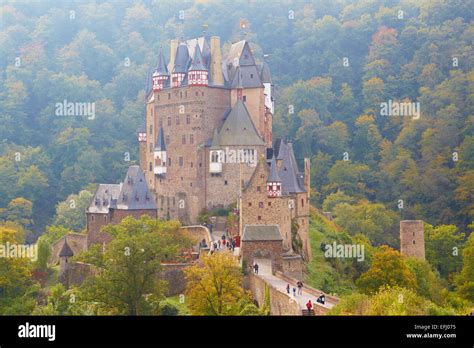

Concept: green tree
[[78, 216, 193, 315]]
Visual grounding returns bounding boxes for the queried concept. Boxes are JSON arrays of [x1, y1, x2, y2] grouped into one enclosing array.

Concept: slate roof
[[87, 183, 122, 213], [173, 42, 190, 73], [267, 156, 281, 182], [260, 60, 272, 84], [242, 225, 283, 241], [189, 45, 207, 71], [87, 166, 156, 213], [154, 51, 169, 75], [217, 100, 264, 146], [275, 141, 306, 194], [115, 166, 156, 210], [59, 240, 74, 257], [155, 127, 166, 151]]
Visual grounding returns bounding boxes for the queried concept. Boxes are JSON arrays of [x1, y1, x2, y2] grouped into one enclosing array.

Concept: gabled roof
[[267, 156, 281, 183], [59, 240, 74, 257], [242, 225, 283, 241], [154, 50, 169, 75], [173, 42, 190, 73], [276, 141, 306, 194], [230, 67, 244, 88], [115, 166, 156, 210], [155, 127, 166, 151], [189, 45, 207, 71], [217, 100, 264, 146]]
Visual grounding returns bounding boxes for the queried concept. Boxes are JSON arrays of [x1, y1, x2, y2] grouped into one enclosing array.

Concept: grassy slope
[[304, 207, 356, 296]]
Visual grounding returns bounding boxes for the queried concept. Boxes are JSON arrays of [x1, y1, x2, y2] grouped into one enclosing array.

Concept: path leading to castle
[[255, 267, 335, 312]]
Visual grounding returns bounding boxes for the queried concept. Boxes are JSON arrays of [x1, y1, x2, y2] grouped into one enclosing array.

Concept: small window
[[168, 158, 171, 166], [176, 115, 180, 125], [186, 115, 191, 124], [258, 216, 262, 221], [168, 93, 171, 99], [248, 202, 252, 207], [243, 96, 247, 102], [190, 134, 194, 144], [224, 180, 228, 185], [257, 186, 260, 192], [268, 202, 271, 207], [91, 215, 95, 221], [413, 240, 416, 244], [250, 74, 253, 78], [190, 162, 193, 168], [104, 215, 107, 222]]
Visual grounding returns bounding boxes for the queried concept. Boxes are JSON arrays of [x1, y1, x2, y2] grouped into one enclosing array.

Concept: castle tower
[[188, 45, 208, 86], [171, 42, 189, 88], [267, 156, 282, 197], [58, 240, 74, 283], [152, 51, 169, 92], [210, 36, 223, 85], [400, 220, 425, 259]]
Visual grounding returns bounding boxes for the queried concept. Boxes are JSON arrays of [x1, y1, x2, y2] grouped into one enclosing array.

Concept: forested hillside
[[0, 0, 472, 244]]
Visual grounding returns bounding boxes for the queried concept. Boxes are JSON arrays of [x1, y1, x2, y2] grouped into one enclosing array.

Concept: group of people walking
[[285, 281, 326, 311], [286, 280, 304, 296], [209, 234, 236, 254]]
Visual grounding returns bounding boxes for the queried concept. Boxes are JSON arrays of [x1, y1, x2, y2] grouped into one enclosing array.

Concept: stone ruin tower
[[400, 220, 425, 260]]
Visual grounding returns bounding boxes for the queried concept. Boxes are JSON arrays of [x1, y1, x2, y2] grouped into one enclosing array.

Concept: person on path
[[297, 281, 303, 295], [306, 300, 313, 311], [286, 284, 290, 294], [254, 263, 259, 274], [317, 293, 326, 305], [231, 239, 236, 251], [292, 287, 296, 297]]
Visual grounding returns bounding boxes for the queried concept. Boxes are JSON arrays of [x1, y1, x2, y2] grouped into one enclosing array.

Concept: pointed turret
[[188, 45, 208, 86], [172, 41, 190, 87], [267, 156, 282, 197], [154, 127, 167, 176], [59, 240, 74, 258], [152, 50, 170, 92]]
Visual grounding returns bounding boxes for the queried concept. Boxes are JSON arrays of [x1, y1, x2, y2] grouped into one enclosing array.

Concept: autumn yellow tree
[[356, 246, 417, 294], [185, 252, 248, 315]]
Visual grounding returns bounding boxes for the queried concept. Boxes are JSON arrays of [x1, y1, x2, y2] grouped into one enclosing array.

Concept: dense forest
[[0, 0, 473, 315]]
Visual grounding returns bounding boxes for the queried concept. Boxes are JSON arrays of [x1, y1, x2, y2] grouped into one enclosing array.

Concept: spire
[[59, 240, 74, 258], [154, 50, 169, 75], [260, 60, 272, 84], [155, 127, 166, 151], [173, 42, 190, 73], [189, 44, 207, 71], [267, 156, 281, 183]]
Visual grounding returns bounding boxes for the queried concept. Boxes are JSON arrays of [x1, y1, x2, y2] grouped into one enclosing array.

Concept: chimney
[[210, 36, 224, 85], [168, 39, 178, 73], [400, 220, 425, 260], [304, 157, 311, 198]]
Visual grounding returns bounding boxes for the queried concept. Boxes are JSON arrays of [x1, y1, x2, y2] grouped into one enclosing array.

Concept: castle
[[137, 36, 311, 260]]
